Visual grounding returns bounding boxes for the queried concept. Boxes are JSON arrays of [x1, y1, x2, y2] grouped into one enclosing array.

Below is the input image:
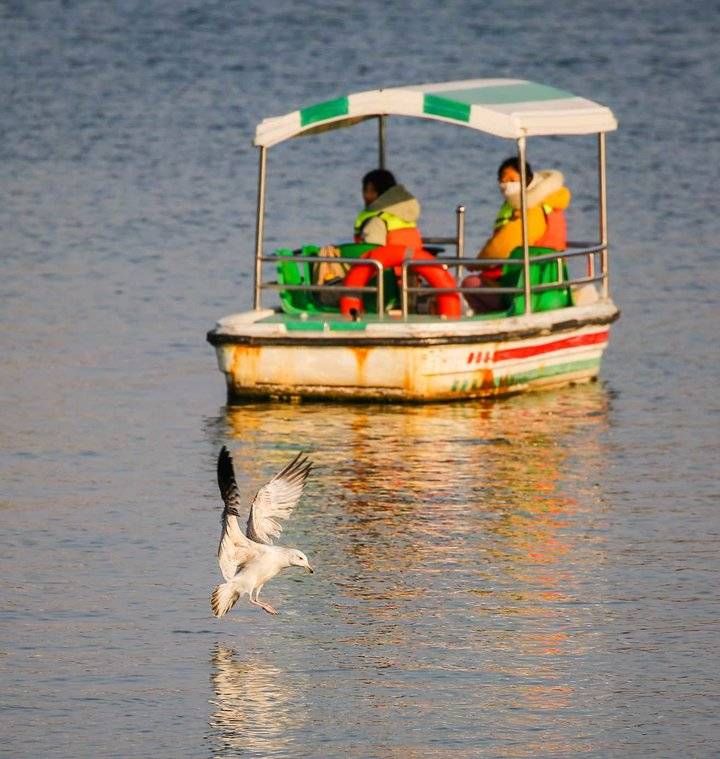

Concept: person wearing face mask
[[462, 157, 571, 312]]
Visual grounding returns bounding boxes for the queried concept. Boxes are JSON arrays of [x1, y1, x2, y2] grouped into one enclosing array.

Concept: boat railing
[[260, 241, 607, 319], [399, 243, 607, 319]]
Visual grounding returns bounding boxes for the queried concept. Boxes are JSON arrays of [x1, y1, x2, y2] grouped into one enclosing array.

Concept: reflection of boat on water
[[209, 644, 301, 756], [207, 78, 620, 402], [219, 381, 609, 468], [216, 383, 610, 577]]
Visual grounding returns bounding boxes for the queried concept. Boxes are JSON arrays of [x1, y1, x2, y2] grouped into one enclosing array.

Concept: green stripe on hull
[[300, 97, 349, 126], [494, 357, 600, 388], [450, 357, 600, 393], [285, 319, 367, 332]]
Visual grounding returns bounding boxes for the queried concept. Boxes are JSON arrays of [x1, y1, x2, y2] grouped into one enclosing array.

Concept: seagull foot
[[251, 598, 278, 615]]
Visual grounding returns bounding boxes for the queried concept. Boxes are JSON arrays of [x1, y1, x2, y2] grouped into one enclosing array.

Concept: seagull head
[[289, 550, 314, 574]]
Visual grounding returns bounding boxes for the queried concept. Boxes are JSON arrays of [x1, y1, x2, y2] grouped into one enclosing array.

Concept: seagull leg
[[250, 587, 278, 615]]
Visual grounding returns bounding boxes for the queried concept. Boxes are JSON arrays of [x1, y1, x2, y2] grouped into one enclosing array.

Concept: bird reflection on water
[[211, 385, 612, 757], [209, 644, 302, 757]]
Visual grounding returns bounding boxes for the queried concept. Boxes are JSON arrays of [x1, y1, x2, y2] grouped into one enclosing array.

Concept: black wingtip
[[278, 451, 313, 483], [217, 445, 237, 500], [218, 445, 231, 474]]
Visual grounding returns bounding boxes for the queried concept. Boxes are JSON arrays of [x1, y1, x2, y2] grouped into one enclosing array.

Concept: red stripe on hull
[[494, 330, 609, 362]]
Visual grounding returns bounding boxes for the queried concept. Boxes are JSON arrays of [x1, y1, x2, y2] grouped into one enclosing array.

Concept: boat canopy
[[254, 78, 618, 148]]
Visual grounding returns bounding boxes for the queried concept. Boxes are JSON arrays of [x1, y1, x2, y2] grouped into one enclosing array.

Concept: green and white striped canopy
[[254, 79, 617, 147]]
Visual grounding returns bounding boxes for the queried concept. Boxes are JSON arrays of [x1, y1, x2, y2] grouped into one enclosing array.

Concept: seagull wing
[[246, 452, 312, 544], [217, 446, 259, 581]]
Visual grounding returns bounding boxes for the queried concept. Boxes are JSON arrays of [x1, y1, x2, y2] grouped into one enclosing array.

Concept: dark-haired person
[[315, 169, 423, 300], [353, 168, 422, 249], [462, 157, 571, 313]]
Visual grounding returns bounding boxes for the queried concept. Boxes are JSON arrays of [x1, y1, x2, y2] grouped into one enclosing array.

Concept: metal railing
[[260, 241, 608, 321], [398, 244, 607, 319]]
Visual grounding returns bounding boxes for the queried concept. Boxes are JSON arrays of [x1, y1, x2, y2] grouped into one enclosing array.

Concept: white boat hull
[[207, 302, 619, 402]]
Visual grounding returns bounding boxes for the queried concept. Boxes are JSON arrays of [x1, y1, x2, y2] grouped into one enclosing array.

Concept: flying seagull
[[211, 446, 314, 618]]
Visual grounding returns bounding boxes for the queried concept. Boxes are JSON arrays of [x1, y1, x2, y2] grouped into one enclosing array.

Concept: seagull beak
[[306, 565, 314, 574]]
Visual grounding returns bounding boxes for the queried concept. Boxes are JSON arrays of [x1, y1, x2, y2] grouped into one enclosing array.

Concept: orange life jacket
[[384, 225, 424, 251], [353, 213, 424, 252], [534, 208, 567, 250]]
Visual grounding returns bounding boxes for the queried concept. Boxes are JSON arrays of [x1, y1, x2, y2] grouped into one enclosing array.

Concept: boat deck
[[253, 309, 504, 332]]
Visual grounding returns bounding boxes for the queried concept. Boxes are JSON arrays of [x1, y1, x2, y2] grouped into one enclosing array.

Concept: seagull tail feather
[[211, 582, 240, 618]]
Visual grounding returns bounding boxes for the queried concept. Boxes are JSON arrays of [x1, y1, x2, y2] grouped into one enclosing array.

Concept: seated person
[[353, 169, 422, 249], [462, 157, 571, 313], [314, 170, 423, 303]]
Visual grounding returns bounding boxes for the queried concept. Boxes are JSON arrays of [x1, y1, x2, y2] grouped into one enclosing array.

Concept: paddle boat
[[207, 79, 619, 401]]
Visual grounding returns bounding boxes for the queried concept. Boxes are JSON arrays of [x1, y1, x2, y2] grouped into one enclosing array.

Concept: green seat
[[500, 246, 572, 315], [276, 245, 321, 314], [276, 243, 399, 315]]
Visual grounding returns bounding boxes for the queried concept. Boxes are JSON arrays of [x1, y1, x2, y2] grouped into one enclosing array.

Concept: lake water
[[1, 1, 719, 757]]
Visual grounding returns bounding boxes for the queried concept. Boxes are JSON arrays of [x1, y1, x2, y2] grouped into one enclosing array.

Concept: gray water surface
[[2, 1, 719, 757]]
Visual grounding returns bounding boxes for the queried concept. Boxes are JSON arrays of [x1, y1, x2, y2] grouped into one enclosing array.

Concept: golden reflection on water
[[222, 383, 608, 574], [218, 385, 611, 756]]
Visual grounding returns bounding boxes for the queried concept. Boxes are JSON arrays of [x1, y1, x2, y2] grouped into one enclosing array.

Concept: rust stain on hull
[[351, 346, 370, 387], [215, 337, 605, 403]]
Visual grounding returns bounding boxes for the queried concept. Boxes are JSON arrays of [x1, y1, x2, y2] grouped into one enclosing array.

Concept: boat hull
[[207, 303, 619, 402]]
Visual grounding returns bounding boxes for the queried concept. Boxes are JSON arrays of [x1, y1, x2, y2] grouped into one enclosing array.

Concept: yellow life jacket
[[494, 200, 553, 230], [354, 209, 416, 239]]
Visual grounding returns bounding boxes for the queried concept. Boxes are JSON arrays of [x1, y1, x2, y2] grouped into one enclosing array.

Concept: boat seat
[[276, 245, 321, 314], [501, 246, 572, 315], [276, 243, 399, 314]]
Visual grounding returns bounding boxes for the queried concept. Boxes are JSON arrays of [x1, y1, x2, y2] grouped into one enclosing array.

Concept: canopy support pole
[[253, 146, 268, 310], [378, 116, 386, 169], [517, 136, 532, 315], [456, 205, 465, 259], [598, 132, 609, 299]]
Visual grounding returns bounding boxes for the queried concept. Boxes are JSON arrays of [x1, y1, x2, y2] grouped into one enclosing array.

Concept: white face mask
[[499, 180, 521, 199]]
